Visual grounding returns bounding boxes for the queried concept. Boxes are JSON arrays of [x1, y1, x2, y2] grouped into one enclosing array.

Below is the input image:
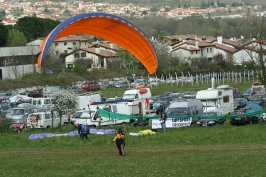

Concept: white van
[[31, 98, 54, 108], [42, 86, 61, 98], [27, 111, 63, 129], [165, 99, 203, 123]]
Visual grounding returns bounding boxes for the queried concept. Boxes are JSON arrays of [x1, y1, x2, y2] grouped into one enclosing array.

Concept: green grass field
[[1, 78, 265, 177]]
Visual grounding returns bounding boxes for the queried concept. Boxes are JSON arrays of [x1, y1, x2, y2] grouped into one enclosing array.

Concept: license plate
[[235, 118, 242, 120]]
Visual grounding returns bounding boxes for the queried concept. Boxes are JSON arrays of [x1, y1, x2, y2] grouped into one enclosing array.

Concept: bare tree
[[239, 14, 266, 85]]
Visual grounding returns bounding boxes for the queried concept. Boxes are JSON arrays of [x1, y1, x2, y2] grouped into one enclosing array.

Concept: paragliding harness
[[114, 129, 126, 156]]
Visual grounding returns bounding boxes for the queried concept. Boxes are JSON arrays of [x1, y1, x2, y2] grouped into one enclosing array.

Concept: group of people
[[76, 111, 167, 156]]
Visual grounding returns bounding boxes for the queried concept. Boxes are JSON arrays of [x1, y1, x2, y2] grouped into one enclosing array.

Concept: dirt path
[[1, 144, 266, 155]]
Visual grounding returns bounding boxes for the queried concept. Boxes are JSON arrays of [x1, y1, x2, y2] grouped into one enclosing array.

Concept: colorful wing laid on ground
[[37, 13, 158, 74]]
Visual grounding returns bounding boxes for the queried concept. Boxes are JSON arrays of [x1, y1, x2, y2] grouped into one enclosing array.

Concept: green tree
[[0, 24, 8, 47], [7, 28, 27, 46]]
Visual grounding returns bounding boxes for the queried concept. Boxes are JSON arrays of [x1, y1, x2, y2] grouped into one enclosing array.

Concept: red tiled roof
[[215, 44, 237, 53], [55, 35, 88, 42], [80, 47, 117, 57]]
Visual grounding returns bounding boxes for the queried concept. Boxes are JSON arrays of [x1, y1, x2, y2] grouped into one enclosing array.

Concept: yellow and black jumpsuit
[[113, 131, 125, 156]]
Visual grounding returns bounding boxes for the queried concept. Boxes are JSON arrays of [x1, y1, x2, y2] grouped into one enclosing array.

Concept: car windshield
[[12, 119, 26, 124], [167, 107, 187, 116], [250, 95, 262, 101], [73, 111, 83, 118], [122, 94, 135, 100], [204, 112, 218, 116], [79, 111, 95, 118], [201, 100, 217, 107], [10, 109, 25, 115]]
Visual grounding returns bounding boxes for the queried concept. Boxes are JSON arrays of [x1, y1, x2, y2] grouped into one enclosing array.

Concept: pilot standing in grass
[[112, 129, 126, 156], [77, 124, 90, 140], [160, 112, 167, 133]]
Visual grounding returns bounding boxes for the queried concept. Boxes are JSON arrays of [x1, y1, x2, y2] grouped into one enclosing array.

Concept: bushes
[[0, 117, 12, 133]]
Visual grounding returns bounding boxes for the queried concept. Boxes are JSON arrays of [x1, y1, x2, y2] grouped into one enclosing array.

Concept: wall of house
[[0, 64, 41, 80], [53, 40, 88, 55]]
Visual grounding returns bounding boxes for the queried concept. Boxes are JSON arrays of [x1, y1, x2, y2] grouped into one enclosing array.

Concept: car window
[[45, 113, 51, 119]]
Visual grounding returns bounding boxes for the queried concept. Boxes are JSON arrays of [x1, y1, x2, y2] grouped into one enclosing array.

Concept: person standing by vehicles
[[112, 129, 126, 156], [77, 124, 90, 140], [160, 112, 167, 133]]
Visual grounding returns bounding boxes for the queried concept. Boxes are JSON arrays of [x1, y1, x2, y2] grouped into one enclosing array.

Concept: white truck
[[77, 93, 102, 110], [196, 86, 234, 115]]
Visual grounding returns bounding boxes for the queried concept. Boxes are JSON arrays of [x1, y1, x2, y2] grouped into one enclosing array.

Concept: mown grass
[[1, 121, 266, 177], [0, 77, 263, 177]]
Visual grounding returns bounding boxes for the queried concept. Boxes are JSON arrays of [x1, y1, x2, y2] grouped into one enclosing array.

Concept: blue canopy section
[[245, 103, 263, 111]]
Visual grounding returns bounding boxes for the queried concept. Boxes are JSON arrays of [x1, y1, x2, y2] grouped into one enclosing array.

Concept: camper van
[[27, 111, 63, 129], [72, 103, 131, 127], [196, 86, 234, 115], [165, 99, 203, 123]]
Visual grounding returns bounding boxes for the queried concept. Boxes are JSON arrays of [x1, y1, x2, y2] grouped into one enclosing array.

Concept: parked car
[[67, 86, 83, 93], [131, 79, 147, 88], [101, 84, 115, 89], [234, 97, 248, 110], [248, 93, 266, 106], [196, 111, 225, 127], [230, 108, 260, 125], [10, 118, 27, 133], [114, 80, 128, 88], [28, 91, 43, 98], [87, 67, 100, 72], [81, 82, 101, 91], [46, 70, 54, 74]]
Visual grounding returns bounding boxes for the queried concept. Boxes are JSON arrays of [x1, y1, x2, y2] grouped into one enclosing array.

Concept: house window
[[55, 43, 58, 46], [74, 53, 80, 58], [223, 96, 229, 103], [64, 42, 67, 46], [81, 52, 86, 57], [207, 48, 209, 53], [210, 48, 212, 53], [55, 51, 59, 55], [73, 42, 76, 46], [196, 51, 198, 54], [64, 50, 68, 54]]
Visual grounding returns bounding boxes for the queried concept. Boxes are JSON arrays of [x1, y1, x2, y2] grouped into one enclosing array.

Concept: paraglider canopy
[[38, 12, 158, 74]]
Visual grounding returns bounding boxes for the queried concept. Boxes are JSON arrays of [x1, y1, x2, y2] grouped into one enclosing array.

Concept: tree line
[[0, 14, 259, 47]]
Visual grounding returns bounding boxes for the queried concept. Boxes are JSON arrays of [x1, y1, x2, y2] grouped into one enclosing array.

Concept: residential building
[[0, 46, 40, 80]]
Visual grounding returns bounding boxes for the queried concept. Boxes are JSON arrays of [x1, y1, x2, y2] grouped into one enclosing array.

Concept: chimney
[[195, 40, 199, 48], [217, 36, 222, 44], [95, 47, 100, 54], [110, 43, 114, 49]]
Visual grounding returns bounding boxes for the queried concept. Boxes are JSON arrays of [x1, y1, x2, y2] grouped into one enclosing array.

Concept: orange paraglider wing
[[38, 13, 158, 74]]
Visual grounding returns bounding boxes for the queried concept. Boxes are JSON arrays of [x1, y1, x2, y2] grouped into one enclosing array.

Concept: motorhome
[[122, 88, 154, 114], [196, 86, 234, 115], [72, 103, 131, 127], [27, 111, 63, 129]]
